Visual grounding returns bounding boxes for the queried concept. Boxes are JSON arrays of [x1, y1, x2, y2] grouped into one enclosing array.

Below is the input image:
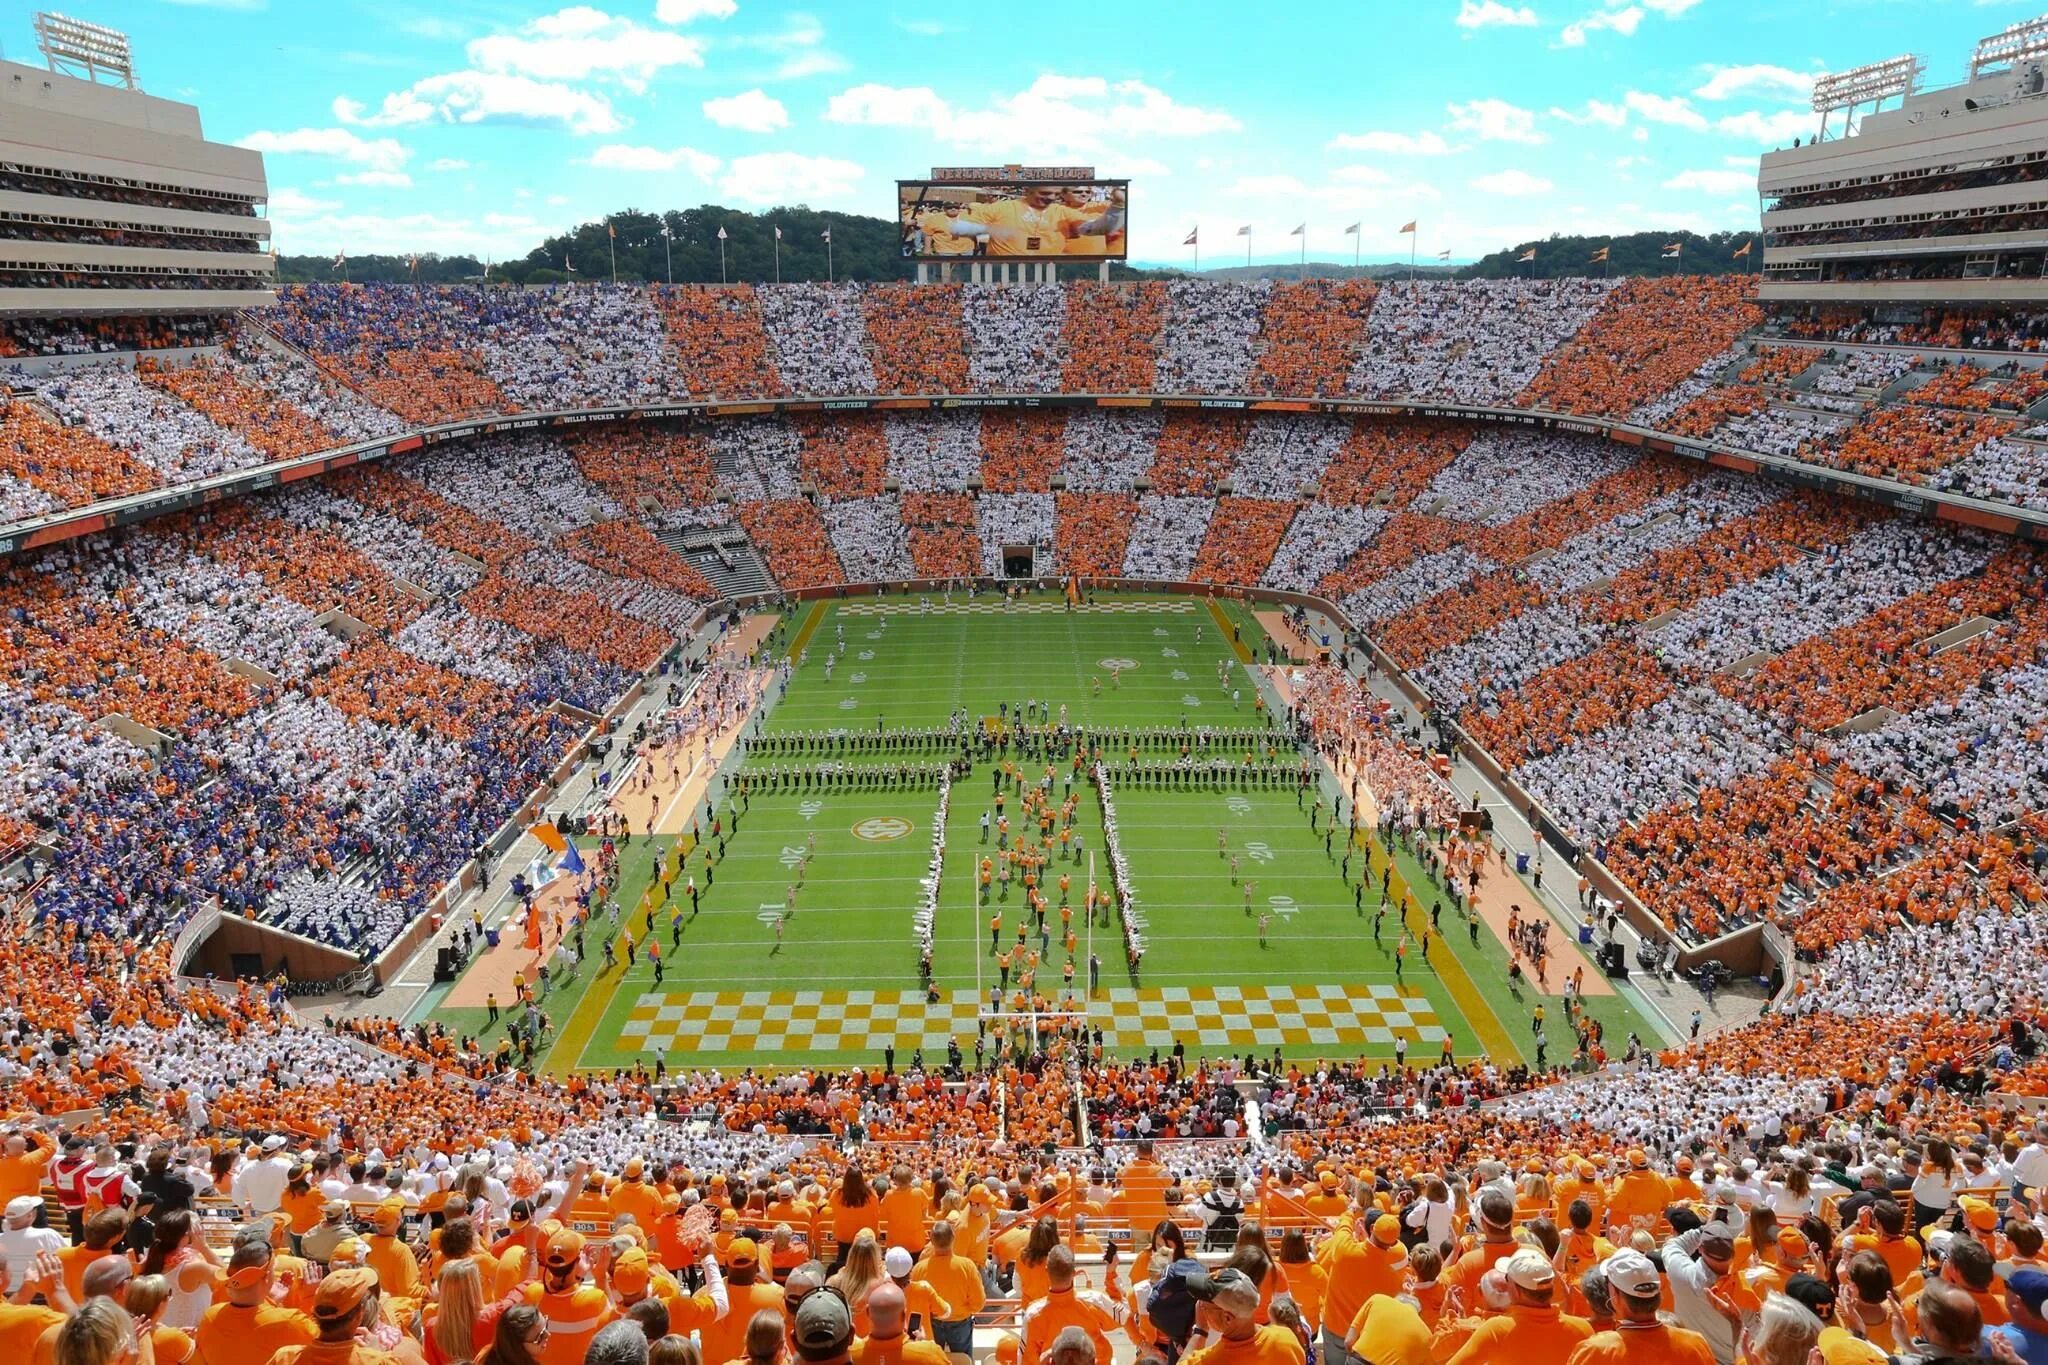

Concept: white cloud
[[466, 6, 706, 92], [742, 14, 848, 80], [1664, 168, 1755, 193], [334, 170, 414, 188], [1693, 63, 1816, 103], [262, 205, 546, 258], [1471, 169, 1553, 195], [703, 89, 789, 132], [1717, 109, 1818, 143], [1549, 100, 1626, 127], [1560, 5, 1643, 45], [1447, 98, 1544, 144], [587, 143, 722, 177], [1640, 0, 1699, 13], [654, 0, 737, 19], [427, 157, 471, 172], [237, 127, 412, 172], [825, 75, 1236, 158], [825, 83, 952, 126], [719, 152, 864, 204], [1327, 129, 1455, 155], [1456, 0, 1539, 27], [336, 72, 622, 134], [1624, 90, 1708, 130], [266, 188, 339, 216]]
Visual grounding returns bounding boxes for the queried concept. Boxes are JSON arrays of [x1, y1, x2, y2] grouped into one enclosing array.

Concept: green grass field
[[419, 591, 1654, 1073]]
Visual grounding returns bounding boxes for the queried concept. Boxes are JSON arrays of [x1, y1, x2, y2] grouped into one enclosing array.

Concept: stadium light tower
[[1811, 54, 1922, 140], [1972, 13, 2048, 78], [33, 12, 137, 89]]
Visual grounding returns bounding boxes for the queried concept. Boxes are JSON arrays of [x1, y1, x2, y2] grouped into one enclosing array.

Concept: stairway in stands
[[660, 522, 773, 598]]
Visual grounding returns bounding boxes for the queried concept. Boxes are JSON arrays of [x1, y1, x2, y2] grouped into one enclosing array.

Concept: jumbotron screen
[[898, 180, 1130, 261]]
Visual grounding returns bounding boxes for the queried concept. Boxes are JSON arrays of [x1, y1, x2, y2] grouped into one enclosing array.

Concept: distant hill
[[274, 211, 1754, 287], [1459, 230, 1757, 280], [1141, 261, 1460, 283]]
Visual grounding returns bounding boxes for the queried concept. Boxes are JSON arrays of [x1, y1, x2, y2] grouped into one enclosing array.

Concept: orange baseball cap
[[726, 1237, 759, 1267], [313, 1267, 378, 1319], [611, 1248, 652, 1296], [545, 1230, 586, 1269]]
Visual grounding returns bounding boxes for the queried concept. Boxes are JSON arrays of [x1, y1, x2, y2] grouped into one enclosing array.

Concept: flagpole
[[662, 228, 673, 286], [1246, 231, 1252, 268], [774, 227, 781, 285], [608, 224, 618, 286], [827, 233, 834, 282], [719, 233, 727, 285]]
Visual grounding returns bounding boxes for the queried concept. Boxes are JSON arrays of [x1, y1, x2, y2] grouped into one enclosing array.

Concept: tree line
[[273, 207, 1757, 286]]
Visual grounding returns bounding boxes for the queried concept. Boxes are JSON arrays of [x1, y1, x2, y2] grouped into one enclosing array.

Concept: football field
[[420, 591, 1652, 1073]]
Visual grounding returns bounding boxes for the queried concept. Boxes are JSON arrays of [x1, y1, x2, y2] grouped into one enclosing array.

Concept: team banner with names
[[898, 179, 1130, 261]]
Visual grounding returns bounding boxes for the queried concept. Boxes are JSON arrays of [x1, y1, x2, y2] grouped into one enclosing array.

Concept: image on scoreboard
[[898, 180, 1130, 261]]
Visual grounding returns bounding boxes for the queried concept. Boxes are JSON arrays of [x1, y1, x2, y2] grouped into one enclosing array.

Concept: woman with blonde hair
[[426, 1257, 486, 1365], [1737, 1293, 1822, 1365], [53, 1297, 153, 1365], [827, 1231, 886, 1333], [123, 1276, 194, 1365]]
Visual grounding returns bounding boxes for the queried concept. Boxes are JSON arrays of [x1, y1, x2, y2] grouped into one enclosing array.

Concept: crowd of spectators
[[1189, 498, 1299, 585], [38, 361, 267, 483], [757, 282, 878, 395], [1246, 277, 1380, 396], [0, 386, 159, 521], [825, 495, 916, 582], [1053, 491, 1137, 576], [975, 493, 1055, 577], [654, 283, 788, 399], [1156, 279, 1270, 393], [863, 283, 970, 393], [1119, 494, 1212, 580], [1148, 411, 1248, 497], [1060, 409, 1159, 492], [1351, 277, 1617, 403], [1519, 274, 1762, 417]]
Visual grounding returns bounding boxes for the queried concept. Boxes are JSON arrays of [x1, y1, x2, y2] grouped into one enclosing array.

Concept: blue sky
[[10, 0, 2041, 266]]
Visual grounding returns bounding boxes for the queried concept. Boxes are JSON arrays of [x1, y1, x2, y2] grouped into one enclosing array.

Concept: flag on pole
[[1732, 239, 1752, 258], [532, 822, 568, 855], [774, 224, 782, 240], [558, 835, 586, 876], [660, 225, 672, 239], [1235, 225, 1251, 237], [564, 253, 575, 272], [607, 222, 616, 239], [820, 227, 832, 241], [1662, 242, 1683, 258], [1289, 223, 1305, 236], [1182, 228, 1198, 246], [331, 252, 345, 269], [1517, 247, 1536, 262], [1590, 246, 1610, 263], [1344, 223, 1361, 235], [1398, 220, 1417, 234], [1436, 249, 1452, 261], [716, 226, 728, 241]]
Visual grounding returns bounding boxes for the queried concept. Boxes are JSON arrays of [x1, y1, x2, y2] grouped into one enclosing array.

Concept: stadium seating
[[9, 277, 2048, 1329]]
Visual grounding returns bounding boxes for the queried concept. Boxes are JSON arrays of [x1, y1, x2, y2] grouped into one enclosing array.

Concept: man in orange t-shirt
[[1442, 1248, 1592, 1365]]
